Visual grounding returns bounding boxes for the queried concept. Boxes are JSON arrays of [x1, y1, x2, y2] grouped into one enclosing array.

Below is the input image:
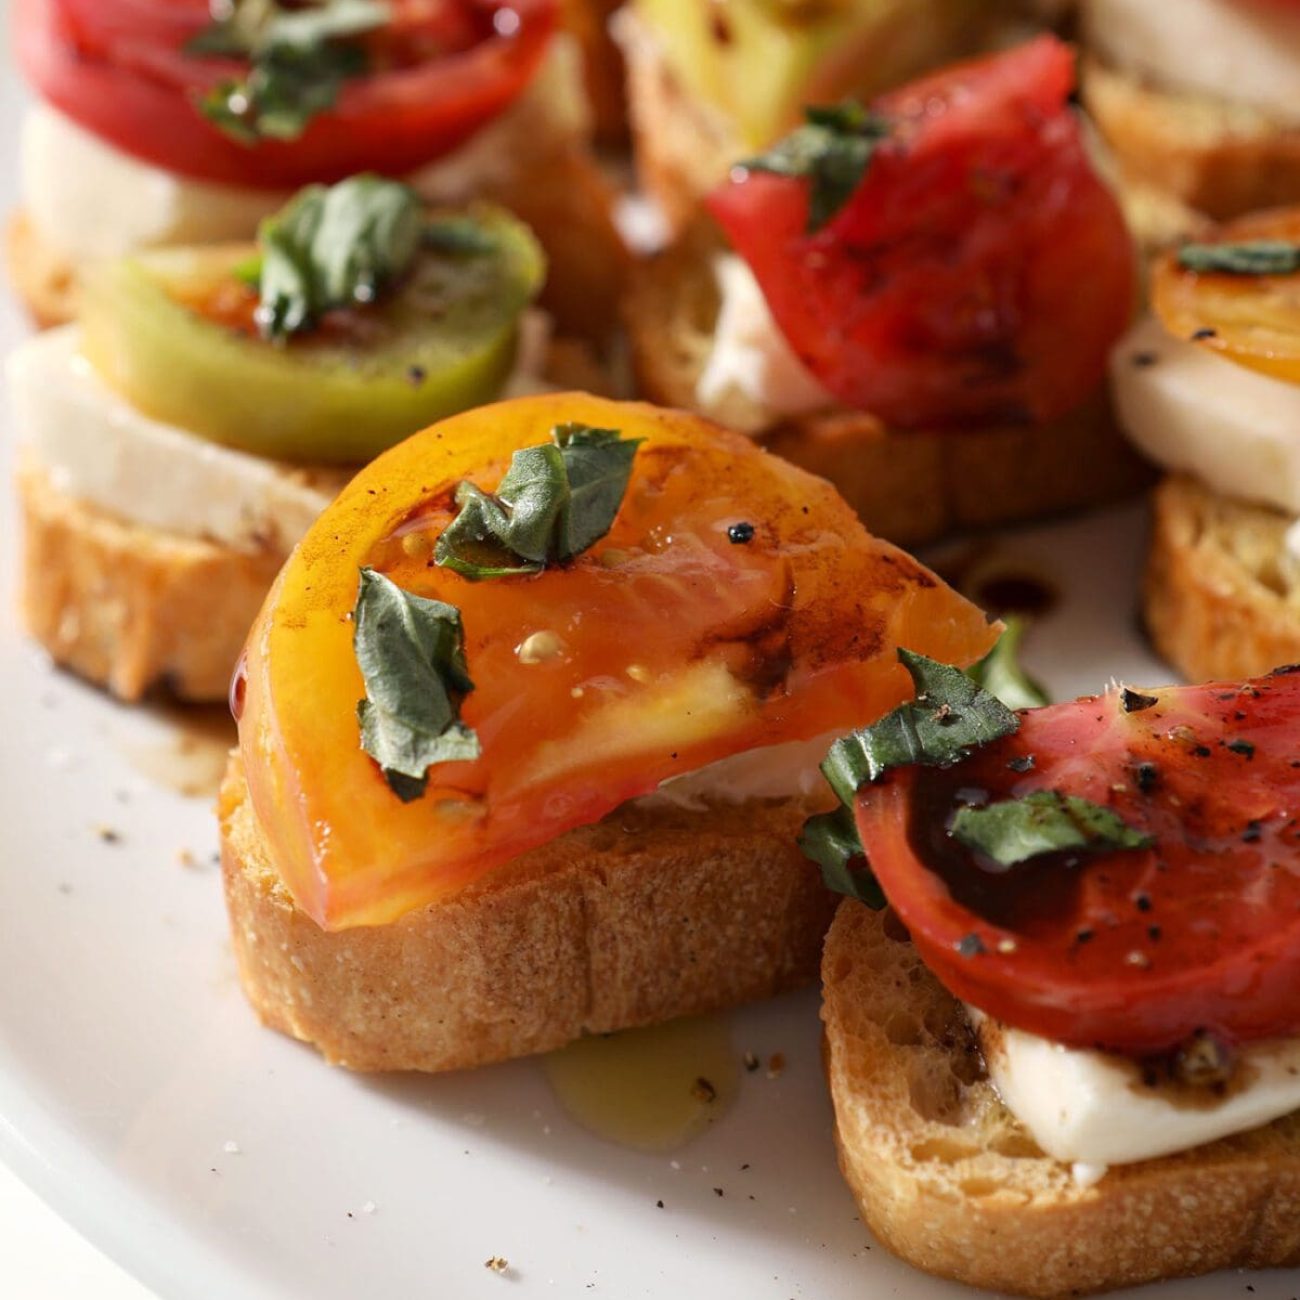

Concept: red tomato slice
[[706, 35, 1136, 430], [854, 671, 1300, 1055], [236, 394, 997, 929], [15, 0, 556, 188]]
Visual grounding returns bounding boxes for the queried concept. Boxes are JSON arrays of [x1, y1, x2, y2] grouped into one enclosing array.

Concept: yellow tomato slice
[[1151, 207, 1300, 384], [237, 394, 996, 929]]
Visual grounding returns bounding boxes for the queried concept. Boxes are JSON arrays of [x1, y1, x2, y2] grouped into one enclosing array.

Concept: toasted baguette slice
[[18, 458, 290, 703], [220, 757, 836, 1073], [616, 8, 738, 239], [6, 211, 77, 329], [560, 0, 628, 144], [1083, 58, 1300, 222], [823, 900, 1300, 1297], [625, 222, 1153, 547], [1145, 474, 1300, 683]]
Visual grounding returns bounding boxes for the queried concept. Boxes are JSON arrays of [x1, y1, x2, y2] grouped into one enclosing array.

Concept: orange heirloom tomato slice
[[237, 394, 996, 930], [1152, 206, 1300, 385], [855, 672, 1300, 1055]]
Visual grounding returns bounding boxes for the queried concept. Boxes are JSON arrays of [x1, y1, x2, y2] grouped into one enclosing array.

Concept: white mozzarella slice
[[1083, 0, 1300, 123], [974, 1010, 1300, 1168], [1111, 315, 1300, 517], [8, 316, 556, 553], [696, 254, 833, 432], [23, 37, 587, 264], [8, 327, 346, 553], [639, 729, 843, 810], [20, 105, 285, 262]]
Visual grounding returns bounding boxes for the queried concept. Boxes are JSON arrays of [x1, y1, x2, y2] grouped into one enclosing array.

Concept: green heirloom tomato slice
[[79, 204, 545, 464]]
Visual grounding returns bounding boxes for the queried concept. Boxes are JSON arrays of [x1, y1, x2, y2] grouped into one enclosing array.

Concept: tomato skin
[[237, 393, 997, 929], [1151, 206, 1300, 386], [855, 672, 1300, 1055], [15, 0, 557, 188], [706, 35, 1136, 431]]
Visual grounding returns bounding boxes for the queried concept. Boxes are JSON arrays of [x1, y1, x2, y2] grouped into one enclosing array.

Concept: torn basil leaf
[[353, 567, 480, 802], [968, 617, 1050, 711], [1178, 240, 1300, 277], [423, 217, 500, 257], [798, 805, 885, 908], [741, 102, 890, 233], [435, 423, 643, 580], [950, 790, 1154, 870], [255, 175, 423, 341], [189, 0, 387, 144], [820, 649, 1019, 807]]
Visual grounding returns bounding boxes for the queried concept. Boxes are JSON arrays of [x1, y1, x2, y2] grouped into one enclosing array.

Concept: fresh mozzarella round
[[1083, 0, 1300, 123], [696, 254, 832, 431], [20, 105, 284, 262], [642, 729, 843, 811], [974, 1010, 1300, 1168], [7, 319, 553, 552], [1111, 315, 1300, 516], [8, 327, 344, 552], [22, 39, 585, 265]]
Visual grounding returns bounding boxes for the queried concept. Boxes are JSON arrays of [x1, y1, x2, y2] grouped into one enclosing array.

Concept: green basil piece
[[423, 217, 500, 257], [797, 806, 885, 908], [1177, 240, 1300, 277], [255, 175, 424, 341], [353, 567, 480, 803], [435, 423, 643, 581], [820, 649, 1019, 806], [189, 0, 387, 144], [950, 790, 1154, 870], [741, 102, 890, 233], [968, 617, 1050, 711]]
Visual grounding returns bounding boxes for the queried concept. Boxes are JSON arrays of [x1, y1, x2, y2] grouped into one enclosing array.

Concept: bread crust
[[18, 458, 285, 703], [1145, 475, 1300, 683], [616, 9, 738, 239], [560, 0, 628, 145], [1083, 58, 1300, 222], [219, 758, 836, 1073], [624, 221, 1153, 548], [7, 211, 79, 328], [823, 901, 1300, 1297]]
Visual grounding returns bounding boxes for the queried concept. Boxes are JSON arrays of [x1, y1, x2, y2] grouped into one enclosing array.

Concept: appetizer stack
[[7, 1, 1300, 1296]]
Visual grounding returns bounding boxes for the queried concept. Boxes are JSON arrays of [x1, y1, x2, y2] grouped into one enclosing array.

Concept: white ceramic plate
[[0, 48, 1294, 1300]]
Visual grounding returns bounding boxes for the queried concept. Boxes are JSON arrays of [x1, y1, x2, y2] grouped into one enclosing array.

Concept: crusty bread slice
[[220, 756, 836, 1073], [616, 8, 738, 240], [560, 0, 628, 145], [6, 211, 77, 330], [823, 900, 1300, 1297], [1083, 58, 1300, 222], [18, 457, 291, 703], [625, 221, 1154, 547], [1145, 474, 1300, 683], [489, 139, 630, 344]]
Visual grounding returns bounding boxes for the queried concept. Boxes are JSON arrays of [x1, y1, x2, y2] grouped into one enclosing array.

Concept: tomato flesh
[[1151, 206, 1300, 386], [15, 0, 556, 188], [237, 394, 996, 929], [855, 672, 1300, 1054], [707, 35, 1136, 430]]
